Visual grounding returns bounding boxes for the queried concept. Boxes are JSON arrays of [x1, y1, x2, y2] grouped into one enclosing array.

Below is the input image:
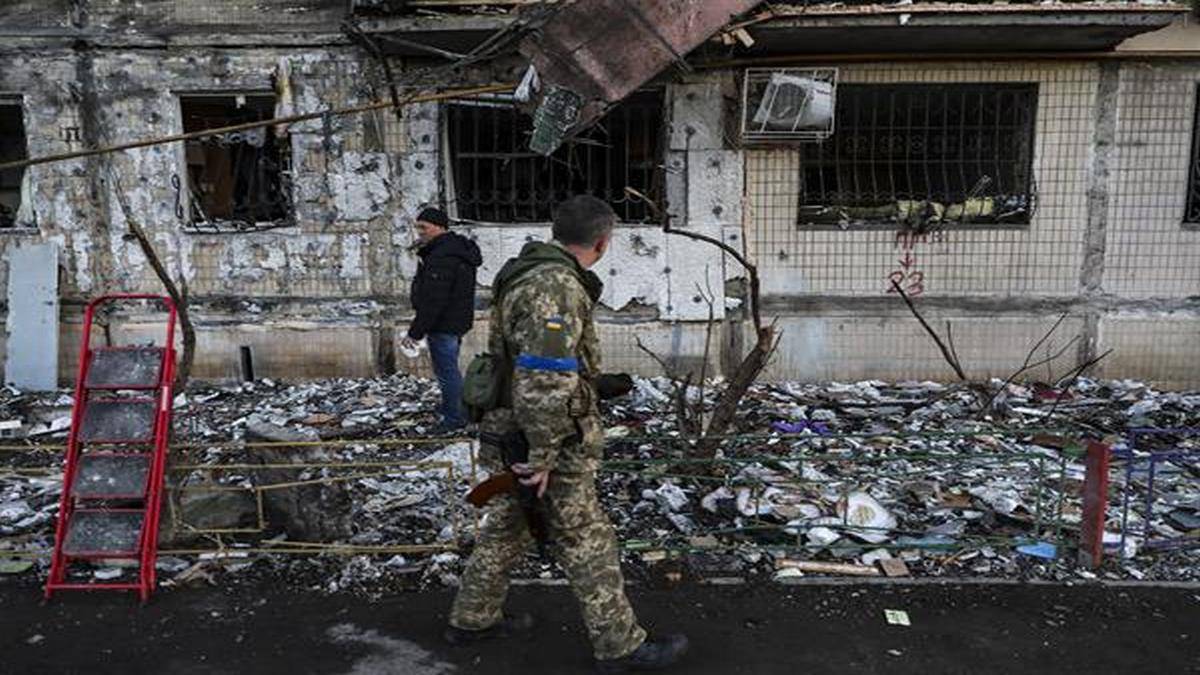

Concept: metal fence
[[1115, 427, 1200, 555], [1, 429, 1111, 565]]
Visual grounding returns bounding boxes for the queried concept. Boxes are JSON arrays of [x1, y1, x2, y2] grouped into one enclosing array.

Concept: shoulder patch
[[539, 316, 570, 358]]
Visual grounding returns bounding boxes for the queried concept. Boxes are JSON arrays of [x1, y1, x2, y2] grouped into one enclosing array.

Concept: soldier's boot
[[442, 612, 535, 645], [594, 634, 689, 673]]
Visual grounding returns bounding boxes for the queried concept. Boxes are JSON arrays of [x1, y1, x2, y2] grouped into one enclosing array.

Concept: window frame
[[792, 82, 1040, 232], [175, 91, 295, 235], [0, 95, 36, 232], [441, 90, 666, 226]]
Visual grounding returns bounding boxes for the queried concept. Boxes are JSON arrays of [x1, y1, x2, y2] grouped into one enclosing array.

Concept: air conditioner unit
[[741, 67, 838, 143]]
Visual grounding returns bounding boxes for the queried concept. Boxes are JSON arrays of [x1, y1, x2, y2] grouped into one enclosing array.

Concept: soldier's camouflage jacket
[[483, 241, 605, 474]]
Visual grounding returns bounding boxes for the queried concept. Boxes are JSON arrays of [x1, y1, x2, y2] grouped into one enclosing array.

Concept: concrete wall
[[0, 13, 1197, 387]]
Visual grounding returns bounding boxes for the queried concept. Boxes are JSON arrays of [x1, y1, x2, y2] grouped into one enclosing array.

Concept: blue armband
[[515, 353, 579, 372]]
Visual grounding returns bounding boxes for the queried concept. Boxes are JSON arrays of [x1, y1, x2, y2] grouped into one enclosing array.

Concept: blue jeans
[[427, 332, 465, 428]]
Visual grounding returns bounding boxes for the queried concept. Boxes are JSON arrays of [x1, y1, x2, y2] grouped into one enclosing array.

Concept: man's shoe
[[443, 613, 534, 646], [595, 634, 689, 673]]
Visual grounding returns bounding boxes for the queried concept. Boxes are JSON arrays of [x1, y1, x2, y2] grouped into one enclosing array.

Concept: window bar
[[470, 106, 480, 219], [941, 89, 951, 208], [451, 107, 461, 218], [630, 104, 640, 218], [886, 90, 897, 205], [847, 90, 860, 208], [975, 90, 985, 207], [646, 100, 656, 221], [958, 89, 968, 206], [922, 89, 933, 204], [903, 91, 916, 203], [869, 88, 880, 207], [491, 107, 502, 221], [993, 89, 1003, 204], [537, 105, 547, 219]]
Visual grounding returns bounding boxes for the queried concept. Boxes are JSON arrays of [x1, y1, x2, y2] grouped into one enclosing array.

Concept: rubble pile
[[0, 375, 1196, 594]]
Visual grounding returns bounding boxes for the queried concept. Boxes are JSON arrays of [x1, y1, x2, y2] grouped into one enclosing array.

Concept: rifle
[[468, 430, 549, 557]]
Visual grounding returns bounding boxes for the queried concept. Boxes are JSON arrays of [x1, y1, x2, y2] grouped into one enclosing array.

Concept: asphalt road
[[4, 580, 1198, 674]]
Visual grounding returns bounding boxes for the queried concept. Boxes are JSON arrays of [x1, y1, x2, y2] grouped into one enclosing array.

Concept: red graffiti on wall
[[886, 230, 949, 296]]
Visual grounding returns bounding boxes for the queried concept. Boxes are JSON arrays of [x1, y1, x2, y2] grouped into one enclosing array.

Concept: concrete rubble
[[0, 374, 1196, 596]]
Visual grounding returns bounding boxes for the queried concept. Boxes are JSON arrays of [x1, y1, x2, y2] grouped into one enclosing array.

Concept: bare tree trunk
[[696, 326, 778, 460], [110, 180, 197, 389], [624, 188, 778, 464]]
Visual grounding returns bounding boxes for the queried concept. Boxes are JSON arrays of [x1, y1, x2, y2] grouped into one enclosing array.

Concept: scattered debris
[[1016, 541, 1058, 560], [877, 558, 911, 578], [0, 374, 1196, 594], [884, 609, 911, 626], [0, 558, 33, 574], [777, 560, 881, 577]]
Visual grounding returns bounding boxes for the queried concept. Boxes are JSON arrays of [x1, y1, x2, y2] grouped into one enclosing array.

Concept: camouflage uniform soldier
[[445, 196, 688, 672]]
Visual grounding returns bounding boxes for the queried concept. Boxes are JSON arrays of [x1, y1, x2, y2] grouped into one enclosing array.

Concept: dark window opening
[[1187, 86, 1200, 225], [180, 94, 291, 233], [796, 83, 1038, 229], [0, 103, 28, 229], [447, 90, 664, 223]]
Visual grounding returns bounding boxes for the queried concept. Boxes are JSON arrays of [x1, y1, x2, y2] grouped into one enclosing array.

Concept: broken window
[[796, 83, 1038, 229], [179, 94, 291, 233], [1187, 86, 1200, 225], [446, 90, 663, 223], [0, 101, 28, 229]]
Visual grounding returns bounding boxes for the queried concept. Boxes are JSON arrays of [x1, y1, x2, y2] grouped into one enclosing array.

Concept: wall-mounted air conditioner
[[741, 67, 838, 143]]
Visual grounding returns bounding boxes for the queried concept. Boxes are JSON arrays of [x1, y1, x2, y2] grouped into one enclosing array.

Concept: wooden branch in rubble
[[889, 278, 967, 381], [634, 336, 700, 437], [980, 312, 1078, 413], [624, 186, 779, 462]]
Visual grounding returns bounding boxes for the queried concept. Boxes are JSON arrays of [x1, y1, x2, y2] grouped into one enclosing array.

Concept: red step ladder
[[45, 294, 178, 602]]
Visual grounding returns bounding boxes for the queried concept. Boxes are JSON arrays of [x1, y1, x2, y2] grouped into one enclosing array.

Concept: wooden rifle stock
[[466, 472, 519, 508]]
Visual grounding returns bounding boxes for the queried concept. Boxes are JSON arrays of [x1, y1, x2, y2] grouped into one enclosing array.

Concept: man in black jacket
[[403, 207, 483, 432]]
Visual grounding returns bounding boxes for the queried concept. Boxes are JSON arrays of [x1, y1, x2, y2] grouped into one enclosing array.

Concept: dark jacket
[[408, 231, 483, 339]]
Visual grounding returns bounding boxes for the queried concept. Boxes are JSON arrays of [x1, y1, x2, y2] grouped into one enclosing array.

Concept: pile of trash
[[0, 375, 1196, 594]]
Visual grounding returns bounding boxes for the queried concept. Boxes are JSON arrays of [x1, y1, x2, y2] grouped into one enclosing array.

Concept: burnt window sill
[[0, 225, 40, 235], [181, 219, 296, 235]]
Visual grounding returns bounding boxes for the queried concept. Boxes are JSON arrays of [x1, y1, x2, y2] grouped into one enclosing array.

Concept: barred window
[[180, 94, 292, 233], [797, 83, 1038, 229], [1187, 86, 1200, 225], [446, 90, 663, 223]]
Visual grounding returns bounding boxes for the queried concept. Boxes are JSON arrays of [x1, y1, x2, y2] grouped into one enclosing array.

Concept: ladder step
[[72, 453, 152, 499], [79, 399, 157, 444], [85, 347, 165, 390], [62, 509, 145, 557]]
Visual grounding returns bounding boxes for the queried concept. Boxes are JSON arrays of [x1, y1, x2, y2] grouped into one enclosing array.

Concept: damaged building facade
[[0, 1, 1198, 388]]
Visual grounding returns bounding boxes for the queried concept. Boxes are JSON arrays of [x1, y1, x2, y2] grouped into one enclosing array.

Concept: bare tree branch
[[889, 278, 966, 381], [626, 187, 767, 335], [624, 186, 779, 462], [1045, 348, 1114, 419], [979, 313, 1079, 413]]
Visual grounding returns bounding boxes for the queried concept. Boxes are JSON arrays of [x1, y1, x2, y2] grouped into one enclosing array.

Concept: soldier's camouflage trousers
[[449, 471, 647, 660]]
